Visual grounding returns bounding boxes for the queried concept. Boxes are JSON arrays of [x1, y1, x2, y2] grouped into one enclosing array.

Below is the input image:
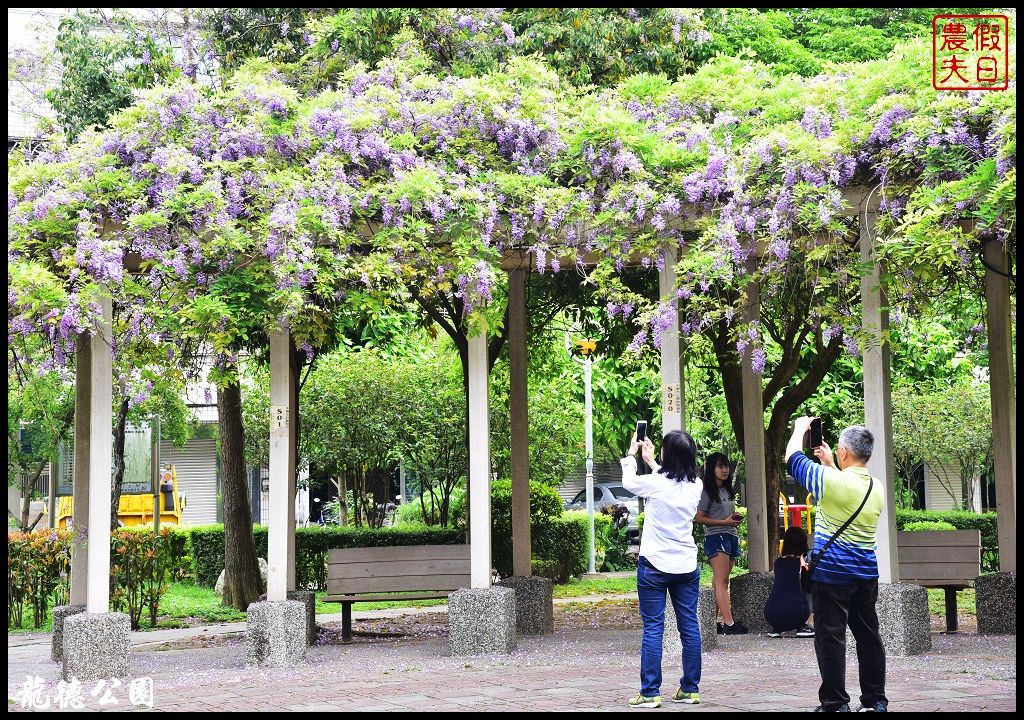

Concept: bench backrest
[[327, 544, 471, 596], [896, 530, 981, 585]]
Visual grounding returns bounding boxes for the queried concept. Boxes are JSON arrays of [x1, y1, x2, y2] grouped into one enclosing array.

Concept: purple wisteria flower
[[750, 348, 766, 374]]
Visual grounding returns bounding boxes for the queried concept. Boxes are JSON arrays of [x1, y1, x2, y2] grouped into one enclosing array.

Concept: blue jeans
[[637, 556, 702, 697]]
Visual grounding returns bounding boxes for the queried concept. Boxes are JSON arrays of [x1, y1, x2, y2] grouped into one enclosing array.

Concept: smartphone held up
[[635, 420, 648, 443], [803, 417, 823, 450]]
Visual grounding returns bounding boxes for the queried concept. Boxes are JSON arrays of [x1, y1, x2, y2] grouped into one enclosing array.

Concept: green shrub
[[530, 558, 560, 582], [7, 528, 71, 629], [165, 526, 193, 581], [189, 523, 466, 590], [395, 487, 467, 528], [490, 480, 564, 577], [902, 520, 957, 532], [189, 524, 231, 588], [598, 504, 634, 571], [540, 510, 612, 581], [110, 527, 175, 630]]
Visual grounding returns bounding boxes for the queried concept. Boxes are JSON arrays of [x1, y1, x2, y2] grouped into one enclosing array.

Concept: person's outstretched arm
[[785, 416, 838, 501]]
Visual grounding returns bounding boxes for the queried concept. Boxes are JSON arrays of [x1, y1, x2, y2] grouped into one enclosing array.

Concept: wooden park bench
[[322, 544, 471, 641], [897, 529, 981, 632]]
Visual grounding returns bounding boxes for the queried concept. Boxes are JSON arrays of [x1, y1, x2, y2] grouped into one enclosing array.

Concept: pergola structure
[[54, 185, 1016, 677]]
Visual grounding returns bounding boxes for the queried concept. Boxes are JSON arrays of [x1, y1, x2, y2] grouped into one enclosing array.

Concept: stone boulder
[[215, 557, 268, 597]]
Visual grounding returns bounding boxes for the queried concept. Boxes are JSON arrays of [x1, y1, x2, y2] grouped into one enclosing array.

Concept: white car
[[565, 482, 640, 539]]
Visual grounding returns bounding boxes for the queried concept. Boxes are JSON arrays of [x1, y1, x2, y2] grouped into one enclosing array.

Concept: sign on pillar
[[267, 329, 291, 602], [86, 297, 113, 614], [659, 244, 685, 434], [467, 332, 492, 589]]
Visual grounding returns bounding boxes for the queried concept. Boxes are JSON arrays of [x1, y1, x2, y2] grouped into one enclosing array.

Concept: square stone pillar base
[[246, 600, 307, 667], [497, 575, 553, 635], [730, 571, 775, 633], [51, 604, 86, 663], [448, 586, 517, 655], [975, 572, 1016, 634], [664, 585, 718, 652], [844, 582, 930, 656], [62, 612, 130, 681], [261, 590, 316, 645]]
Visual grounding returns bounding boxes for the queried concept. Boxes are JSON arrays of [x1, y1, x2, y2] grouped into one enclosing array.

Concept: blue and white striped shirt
[[786, 452, 884, 585]]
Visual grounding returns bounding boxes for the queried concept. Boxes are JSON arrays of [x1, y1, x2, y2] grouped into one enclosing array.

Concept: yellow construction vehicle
[[56, 465, 186, 528]]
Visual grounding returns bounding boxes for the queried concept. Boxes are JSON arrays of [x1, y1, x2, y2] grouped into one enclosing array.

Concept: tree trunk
[[218, 378, 263, 610], [109, 398, 130, 530], [340, 477, 349, 526], [763, 433, 784, 561], [19, 471, 32, 530]]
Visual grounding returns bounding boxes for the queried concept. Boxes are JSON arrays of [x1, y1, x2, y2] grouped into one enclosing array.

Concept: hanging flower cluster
[[8, 36, 1015, 374]]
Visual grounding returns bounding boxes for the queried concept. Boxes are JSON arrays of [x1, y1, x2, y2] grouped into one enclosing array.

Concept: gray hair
[[839, 426, 874, 462]]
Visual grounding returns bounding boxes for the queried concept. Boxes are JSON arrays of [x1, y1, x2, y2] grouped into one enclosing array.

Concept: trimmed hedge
[[191, 523, 466, 589], [541, 510, 611, 580], [902, 520, 957, 532], [490, 480, 564, 578]]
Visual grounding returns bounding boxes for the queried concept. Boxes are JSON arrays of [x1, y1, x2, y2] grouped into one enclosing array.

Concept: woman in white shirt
[[623, 429, 704, 709]]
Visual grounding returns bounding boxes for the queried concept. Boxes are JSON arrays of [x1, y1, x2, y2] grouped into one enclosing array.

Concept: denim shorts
[[704, 533, 741, 559]]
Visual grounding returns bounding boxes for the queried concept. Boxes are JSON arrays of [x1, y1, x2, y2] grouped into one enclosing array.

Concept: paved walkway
[[8, 598, 1015, 712], [7, 593, 640, 652]]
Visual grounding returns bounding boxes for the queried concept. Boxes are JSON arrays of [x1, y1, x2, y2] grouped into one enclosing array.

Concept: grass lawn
[[8, 575, 975, 635], [927, 588, 976, 616]]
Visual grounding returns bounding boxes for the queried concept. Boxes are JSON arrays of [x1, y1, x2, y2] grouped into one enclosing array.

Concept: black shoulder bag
[[800, 476, 874, 594]]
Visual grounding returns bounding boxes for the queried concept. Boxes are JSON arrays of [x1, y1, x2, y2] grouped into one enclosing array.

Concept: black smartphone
[[636, 420, 648, 443], [809, 417, 823, 449], [802, 417, 823, 450]]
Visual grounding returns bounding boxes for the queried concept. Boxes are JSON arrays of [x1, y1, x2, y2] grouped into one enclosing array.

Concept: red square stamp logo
[[933, 14, 1010, 90]]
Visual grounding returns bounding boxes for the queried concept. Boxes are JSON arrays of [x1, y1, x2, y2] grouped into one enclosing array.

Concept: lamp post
[[569, 335, 598, 574]]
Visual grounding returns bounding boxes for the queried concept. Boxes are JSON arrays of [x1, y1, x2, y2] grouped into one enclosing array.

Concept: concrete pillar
[[70, 335, 91, 606], [86, 296, 113, 615], [287, 350, 298, 591], [468, 331, 492, 589], [267, 328, 291, 602], [659, 244, 685, 433], [984, 238, 1016, 573], [508, 268, 531, 577], [860, 211, 899, 583], [740, 270, 769, 574]]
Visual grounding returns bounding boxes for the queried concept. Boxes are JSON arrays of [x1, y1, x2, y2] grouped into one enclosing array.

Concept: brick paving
[[8, 600, 1015, 712]]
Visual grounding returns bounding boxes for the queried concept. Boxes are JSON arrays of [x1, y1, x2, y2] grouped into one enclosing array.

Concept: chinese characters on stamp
[[933, 14, 1010, 90]]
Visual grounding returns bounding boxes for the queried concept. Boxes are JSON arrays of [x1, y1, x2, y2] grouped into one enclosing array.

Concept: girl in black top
[[764, 526, 815, 637]]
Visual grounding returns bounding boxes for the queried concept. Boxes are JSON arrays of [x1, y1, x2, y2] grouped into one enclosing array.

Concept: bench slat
[[897, 546, 981, 564], [328, 573, 470, 595], [322, 592, 450, 604], [328, 559, 471, 581], [898, 562, 980, 582], [328, 544, 470, 564], [896, 530, 981, 548], [900, 582, 970, 590]]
